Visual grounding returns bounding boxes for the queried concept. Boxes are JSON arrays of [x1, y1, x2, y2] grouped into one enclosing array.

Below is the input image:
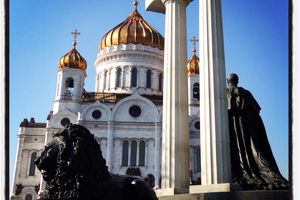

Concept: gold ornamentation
[[187, 36, 199, 75], [58, 30, 87, 70], [99, 2, 164, 50]]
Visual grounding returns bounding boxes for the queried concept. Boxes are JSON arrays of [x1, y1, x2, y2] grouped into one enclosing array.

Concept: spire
[[134, 0, 138, 11], [190, 36, 198, 55], [71, 29, 80, 48]]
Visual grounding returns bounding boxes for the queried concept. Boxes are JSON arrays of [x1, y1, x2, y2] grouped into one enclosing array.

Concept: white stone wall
[[10, 127, 46, 200], [53, 68, 86, 114], [94, 44, 164, 95]]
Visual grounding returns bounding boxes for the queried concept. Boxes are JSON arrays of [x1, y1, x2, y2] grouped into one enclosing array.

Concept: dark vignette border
[[289, 0, 293, 200], [5, 0, 9, 199]]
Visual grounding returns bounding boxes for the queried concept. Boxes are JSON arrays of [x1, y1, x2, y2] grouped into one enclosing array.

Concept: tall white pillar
[[106, 121, 114, 171], [146, 0, 191, 195], [161, 0, 190, 195], [154, 122, 161, 188], [192, 0, 231, 192]]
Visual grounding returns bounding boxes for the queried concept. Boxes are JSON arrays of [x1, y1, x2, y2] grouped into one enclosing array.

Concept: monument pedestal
[[156, 188, 189, 197], [157, 190, 289, 200], [189, 183, 238, 193]]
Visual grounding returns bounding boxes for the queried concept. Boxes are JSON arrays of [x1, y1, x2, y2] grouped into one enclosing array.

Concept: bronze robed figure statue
[[227, 73, 288, 190], [35, 124, 158, 200]]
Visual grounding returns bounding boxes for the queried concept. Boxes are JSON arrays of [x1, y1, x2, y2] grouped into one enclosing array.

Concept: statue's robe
[[227, 86, 288, 190]]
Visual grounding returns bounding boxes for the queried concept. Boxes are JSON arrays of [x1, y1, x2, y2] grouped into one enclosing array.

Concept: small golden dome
[[99, 1, 164, 50], [59, 30, 87, 70], [187, 48, 199, 75]]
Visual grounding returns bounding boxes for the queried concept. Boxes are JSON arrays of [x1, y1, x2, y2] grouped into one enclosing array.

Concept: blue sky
[[9, 0, 288, 185]]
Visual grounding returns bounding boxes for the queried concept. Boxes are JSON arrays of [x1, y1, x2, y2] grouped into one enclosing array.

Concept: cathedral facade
[[10, 3, 200, 200]]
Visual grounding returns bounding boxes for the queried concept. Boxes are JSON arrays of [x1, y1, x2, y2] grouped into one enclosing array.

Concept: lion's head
[[35, 138, 60, 182], [35, 124, 111, 200]]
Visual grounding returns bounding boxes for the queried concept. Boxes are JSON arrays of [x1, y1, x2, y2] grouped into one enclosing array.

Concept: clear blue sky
[[9, 0, 288, 186]]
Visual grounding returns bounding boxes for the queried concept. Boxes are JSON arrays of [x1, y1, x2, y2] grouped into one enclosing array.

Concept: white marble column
[[106, 121, 114, 171], [161, 0, 190, 195], [192, 0, 231, 192], [154, 122, 161, 188]]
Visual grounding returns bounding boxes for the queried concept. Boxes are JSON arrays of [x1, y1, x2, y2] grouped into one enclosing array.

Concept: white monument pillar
[[146, 0, 191, 195], [190, 0, 231, 193], [154, 122, 161, 188], [106, 121, 114, 171]]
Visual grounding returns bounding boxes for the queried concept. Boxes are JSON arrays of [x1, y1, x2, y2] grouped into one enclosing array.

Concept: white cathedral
[[10, 2, 201, 200]]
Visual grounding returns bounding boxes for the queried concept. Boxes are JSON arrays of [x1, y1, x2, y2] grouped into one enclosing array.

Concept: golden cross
[[190, 36, 198, 50], [71, 29, 80, 47], [190, 36, 198, 54], [134, 0, 138, 10]]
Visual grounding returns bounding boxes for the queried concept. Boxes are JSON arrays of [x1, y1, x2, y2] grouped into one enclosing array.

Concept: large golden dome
[[187, 48, 199, 75], [59, 41, 87, 70], [99, 1, 164, 50]]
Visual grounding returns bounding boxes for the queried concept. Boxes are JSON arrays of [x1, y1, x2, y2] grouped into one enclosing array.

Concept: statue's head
[[227, 73, 239, 86], [35, 138, 60, 182], [35, 124, 111, 200]]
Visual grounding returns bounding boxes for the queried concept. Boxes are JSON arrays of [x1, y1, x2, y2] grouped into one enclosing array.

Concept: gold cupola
[[59, 30, 87, 70], [99, 1, 164, 50], [187, 37, 199, 75]]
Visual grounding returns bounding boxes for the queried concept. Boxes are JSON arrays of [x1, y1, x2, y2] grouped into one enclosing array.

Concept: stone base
[[190, 183, 233, 193], [156, 188, 189, 196], [157, 190, 289, 200]]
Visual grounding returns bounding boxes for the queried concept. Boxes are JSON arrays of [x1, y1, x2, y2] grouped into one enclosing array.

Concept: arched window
[[122, 141, 129, 166], [116, 68, 122, 87], [130, 141, 137, 166], [159, 73, 163, 92], [131, 67, 137, 87], [193, 82, 199, 100], [29, 152, 37, 176], [139, 141, 146, 166], [146, 69, 152, 89], [65, 77, 74, 93], [103, 71, 108, 90], [25, 194, 32, 200], [194, 147, 200, 172]]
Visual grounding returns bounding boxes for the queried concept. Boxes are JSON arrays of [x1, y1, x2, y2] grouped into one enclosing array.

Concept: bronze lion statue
[[35, 124, 158, 200]]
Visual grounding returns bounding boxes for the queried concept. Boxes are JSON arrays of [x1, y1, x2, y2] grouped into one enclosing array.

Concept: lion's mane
[[37, 124, 158, 200], [40, 124, 111, 200]]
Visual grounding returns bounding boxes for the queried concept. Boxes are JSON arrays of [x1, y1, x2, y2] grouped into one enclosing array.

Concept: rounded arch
[[158, 72, 163, 92], [81, 101, 111, 121], [111, 93, 160, 122], [25, 194, 33, 200], [65, 77, 74, 88], [116, 67, 122, 87], [48, 109, 78, 128], [122, 140, 129, 166], [130, 140, 138, 166], [189, 114, 200, 132], [146, 69, 152, 89], [28, 152, 37, 176], [193, 82, 200, 100], [131, 67, 138, 87], [21, 188, 37, 200], [139, 140, 146, 166]]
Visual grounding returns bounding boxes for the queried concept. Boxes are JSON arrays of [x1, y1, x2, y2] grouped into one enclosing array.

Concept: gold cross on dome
[[134, 0, 138, 10], [190, 36, 198, 49], [71, 29, 80, 47], [190, 36, 198, 54]]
